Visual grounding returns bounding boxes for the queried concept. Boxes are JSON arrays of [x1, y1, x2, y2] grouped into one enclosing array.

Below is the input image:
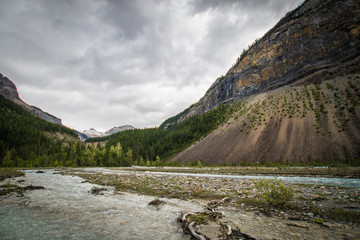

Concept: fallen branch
[[286, 222, 309, 229], [220, 197, 230, 204], [188, 222, 206, 240]]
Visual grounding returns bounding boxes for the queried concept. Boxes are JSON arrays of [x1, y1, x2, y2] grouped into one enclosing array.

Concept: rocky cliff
[[183, 0, 360, 120], [171, 0, 360, 165], [0, 73, 62, 125], [0, 73, 19, 99]]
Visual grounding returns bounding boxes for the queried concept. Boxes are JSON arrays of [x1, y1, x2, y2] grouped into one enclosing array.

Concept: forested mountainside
[[0, 95, 136, 167], [0, 95, 78, 167]]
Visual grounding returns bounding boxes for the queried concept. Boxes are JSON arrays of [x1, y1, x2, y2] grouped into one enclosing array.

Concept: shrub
[[254, 178, 294, 208]]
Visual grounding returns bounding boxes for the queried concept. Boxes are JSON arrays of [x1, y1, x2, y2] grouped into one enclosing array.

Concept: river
[[0, 169, 202, 240], [1, 168, 359, 240]]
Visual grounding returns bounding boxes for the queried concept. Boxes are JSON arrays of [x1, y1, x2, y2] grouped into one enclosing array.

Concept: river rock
[[148, 199, 166, 206], [24, 185, 45, 190], [89, 186, 107, 195]]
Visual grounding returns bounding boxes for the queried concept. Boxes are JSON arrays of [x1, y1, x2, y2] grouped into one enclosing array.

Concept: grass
[[254, 178, 294, 208], [0, 168, 24, 181], [74, 172, 227, 200]]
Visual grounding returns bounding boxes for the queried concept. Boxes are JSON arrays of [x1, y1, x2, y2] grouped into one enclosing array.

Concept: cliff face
[[170, 0, 360, 164], [0, 73, 62, 125], [184, 0, 360, 119], [0, 73, 19, 99]]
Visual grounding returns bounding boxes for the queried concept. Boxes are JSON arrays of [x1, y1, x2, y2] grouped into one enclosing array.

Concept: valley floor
[[1, 167, 359, 239], [62, 167, 360, 240]]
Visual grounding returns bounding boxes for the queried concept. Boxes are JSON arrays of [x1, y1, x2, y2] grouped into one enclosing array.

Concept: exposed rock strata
[[183, 0, 360, 119]]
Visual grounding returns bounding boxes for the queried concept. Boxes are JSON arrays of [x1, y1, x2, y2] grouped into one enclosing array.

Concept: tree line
[[1, 93, 243, 167]]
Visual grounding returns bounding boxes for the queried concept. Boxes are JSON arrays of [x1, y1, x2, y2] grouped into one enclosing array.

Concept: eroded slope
[[174, 74, 360, 164]]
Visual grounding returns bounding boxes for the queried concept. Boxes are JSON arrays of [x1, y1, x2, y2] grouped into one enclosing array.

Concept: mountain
[[82, 128, 106, 138], [105, 125, 135, 135], [167, 0, 360, 165], [0, 94, 79, 167], [171, 0, 360, 123], [82, 125, 135, 139], [0, 73, 62, 125]]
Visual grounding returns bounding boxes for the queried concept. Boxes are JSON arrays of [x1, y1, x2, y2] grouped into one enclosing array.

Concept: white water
[[0, 170, 202, 240]]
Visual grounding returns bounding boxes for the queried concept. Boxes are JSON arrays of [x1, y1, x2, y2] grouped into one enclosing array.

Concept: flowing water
[[0, 170, 202, 240]]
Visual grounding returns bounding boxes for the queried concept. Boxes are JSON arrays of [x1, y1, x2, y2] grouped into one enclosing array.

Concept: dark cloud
[[0, 0, 303, 131], [100, 0, 148, 39]]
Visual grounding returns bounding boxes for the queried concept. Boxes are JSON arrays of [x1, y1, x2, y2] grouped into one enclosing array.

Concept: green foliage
[[254, 178, 294, 208], [159, 104, 194, 129], [322, 208, 360, 224], [0, 168, 24, 181], [104, 102, 242, 164], [313, 218, 324, 224], [0, 95, 134, 168], [0, 95, 77, 167]]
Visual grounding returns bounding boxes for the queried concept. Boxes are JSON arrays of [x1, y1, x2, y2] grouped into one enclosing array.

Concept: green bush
[[254, 178, 294, 207]]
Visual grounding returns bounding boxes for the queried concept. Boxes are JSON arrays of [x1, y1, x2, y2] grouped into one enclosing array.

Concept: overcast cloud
[[0, 0, 302, 132]]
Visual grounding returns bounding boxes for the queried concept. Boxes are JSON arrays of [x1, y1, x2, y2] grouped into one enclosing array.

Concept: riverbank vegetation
[[0, 168, 24, 181]]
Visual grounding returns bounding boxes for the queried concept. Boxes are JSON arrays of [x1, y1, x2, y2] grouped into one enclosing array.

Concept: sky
[[0, 0, 302, 132]]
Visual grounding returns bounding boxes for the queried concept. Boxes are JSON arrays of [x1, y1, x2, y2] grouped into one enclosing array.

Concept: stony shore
[[61, 167, 360, 240], [1, 167, 359, 239]]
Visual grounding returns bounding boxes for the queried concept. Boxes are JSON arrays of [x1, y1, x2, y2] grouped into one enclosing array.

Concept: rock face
[[183, 0, 360, 120], [171, 0, 360, 164], [0, 73, 19, 99], [0, 73, 62, 125]]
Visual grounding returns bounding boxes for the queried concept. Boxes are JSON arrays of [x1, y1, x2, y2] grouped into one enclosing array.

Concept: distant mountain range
[[0, 73, 134, 141], [81, 125, 135, 139]]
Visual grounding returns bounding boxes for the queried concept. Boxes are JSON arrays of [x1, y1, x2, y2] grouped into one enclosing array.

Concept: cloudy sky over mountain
[[0, 0, 302, 132]]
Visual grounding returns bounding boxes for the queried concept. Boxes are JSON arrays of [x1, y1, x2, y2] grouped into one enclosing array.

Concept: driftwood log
[[180, 212, 206, 240], [188, 222, 206, 240], [179, 210, 227, 240], [206, 197, 230, 210]]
